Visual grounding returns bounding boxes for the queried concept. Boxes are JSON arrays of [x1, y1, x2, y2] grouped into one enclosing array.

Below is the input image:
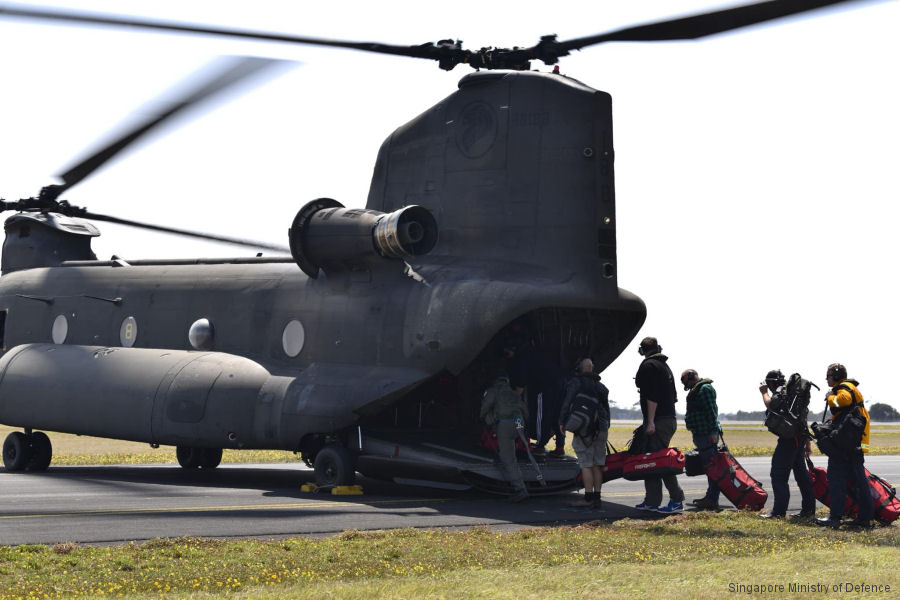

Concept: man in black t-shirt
[[633, 336, 685, 514]]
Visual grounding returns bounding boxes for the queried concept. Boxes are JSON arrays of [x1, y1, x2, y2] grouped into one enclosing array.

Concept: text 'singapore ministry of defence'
[[727, 582, 891, 595]]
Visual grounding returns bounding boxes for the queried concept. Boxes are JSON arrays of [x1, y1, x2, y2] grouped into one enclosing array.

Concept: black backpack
[[811, 383, 867, 457], [764, 373, 816, 438], [563, 379, 609, 440]]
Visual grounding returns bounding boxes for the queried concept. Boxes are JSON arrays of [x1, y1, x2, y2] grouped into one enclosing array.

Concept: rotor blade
[[82, 211, 290, 253], [53, 56, 287, 195], [557, 0, 867, 50], [0, 4, 443, 60]]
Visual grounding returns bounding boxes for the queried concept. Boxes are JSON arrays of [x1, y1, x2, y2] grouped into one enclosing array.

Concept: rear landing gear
[[176, 446, 223, 469], [2, 430, 53, 472], [313, 444, 356, 487]]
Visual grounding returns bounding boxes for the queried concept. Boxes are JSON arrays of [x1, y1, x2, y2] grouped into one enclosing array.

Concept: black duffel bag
[[684, 449, 705, 476], [811, 406, 866, 457]]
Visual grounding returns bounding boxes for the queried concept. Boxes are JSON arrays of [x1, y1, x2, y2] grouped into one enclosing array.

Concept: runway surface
[[1, 456, 898, 545]]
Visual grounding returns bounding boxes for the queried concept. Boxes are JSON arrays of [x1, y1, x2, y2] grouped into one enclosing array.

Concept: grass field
[[4, 423, 898, 466], [2, 425, 899, 598], [0, 511, 897, 599]]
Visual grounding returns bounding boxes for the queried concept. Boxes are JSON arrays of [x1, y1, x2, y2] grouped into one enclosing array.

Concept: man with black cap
[[633, 337, 685, 514], [759, 369, 816, 519], [481, 372, 530, 503]]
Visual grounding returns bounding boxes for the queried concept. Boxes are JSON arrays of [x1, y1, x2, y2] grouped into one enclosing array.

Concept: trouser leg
[[791, 441, 816, 513], [644, 478, 663, 507], [827, 456, 850, 521], [534, 393, 545, 446], [537, 391, 563, 449], [496, 420, 525, 491], [851, 454, 874, 522], [693, 433, 720, 502], [651, 416, 683, 503], [770, 437, 793, 515], [554, 429, 566, 449], [663, 473, 685, 503]]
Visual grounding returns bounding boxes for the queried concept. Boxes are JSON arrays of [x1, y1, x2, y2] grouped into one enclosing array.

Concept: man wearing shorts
[[559, 358, 610, 509]]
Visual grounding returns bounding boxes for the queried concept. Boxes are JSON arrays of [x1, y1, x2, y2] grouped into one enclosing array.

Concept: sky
[[1, 0, 898, 415]]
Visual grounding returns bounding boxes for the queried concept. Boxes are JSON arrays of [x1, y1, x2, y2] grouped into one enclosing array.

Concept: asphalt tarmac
[[1, 456, 898, 546]]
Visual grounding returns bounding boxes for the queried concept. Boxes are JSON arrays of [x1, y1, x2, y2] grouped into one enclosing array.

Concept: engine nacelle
[[288, 198, 438, 278]]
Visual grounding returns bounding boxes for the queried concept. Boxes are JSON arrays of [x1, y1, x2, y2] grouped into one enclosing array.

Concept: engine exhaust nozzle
[[289, 199, 438, 278]]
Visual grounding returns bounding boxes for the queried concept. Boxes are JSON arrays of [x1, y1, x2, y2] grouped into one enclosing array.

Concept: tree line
[[610, 403, 900, 422]]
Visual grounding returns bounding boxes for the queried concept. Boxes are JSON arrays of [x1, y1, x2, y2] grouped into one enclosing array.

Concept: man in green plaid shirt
[[682, 369, 721, 509]]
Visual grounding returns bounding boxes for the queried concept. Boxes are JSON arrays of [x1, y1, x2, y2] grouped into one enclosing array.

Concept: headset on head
[[765, 369, 785, 384], [638, 342, 661, 356], [828, 363, 847, 380]]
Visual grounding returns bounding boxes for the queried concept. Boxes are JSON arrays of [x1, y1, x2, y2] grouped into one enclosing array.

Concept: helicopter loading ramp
[[356, 430, 581, 494]]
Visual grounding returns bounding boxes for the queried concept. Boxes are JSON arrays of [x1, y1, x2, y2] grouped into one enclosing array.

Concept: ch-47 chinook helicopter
[[0, 0, 874, 492]]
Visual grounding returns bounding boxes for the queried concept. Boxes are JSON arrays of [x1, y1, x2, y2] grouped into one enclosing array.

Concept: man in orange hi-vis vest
[[815, 363, 874, 529]]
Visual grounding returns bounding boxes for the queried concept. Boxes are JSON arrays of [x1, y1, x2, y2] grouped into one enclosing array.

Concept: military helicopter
[[0, 0, 877, 492]]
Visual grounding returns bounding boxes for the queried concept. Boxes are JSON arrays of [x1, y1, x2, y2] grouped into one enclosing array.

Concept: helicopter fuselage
[[0, 70, 647, 490], [0, 255, 643, 455]]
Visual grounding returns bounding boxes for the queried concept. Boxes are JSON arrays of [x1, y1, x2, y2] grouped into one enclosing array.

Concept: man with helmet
[[481, 372, 530, 503], [815, 363, 874, 529], [633, 337, 685, 514], [758, 369, 816, 519]]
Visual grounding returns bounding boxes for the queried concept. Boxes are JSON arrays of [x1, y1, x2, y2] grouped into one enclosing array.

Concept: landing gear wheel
[[176, 446, 203, 469], [313, 445, 355, 487], [200, 448, 222, 469], [3, 431, 30, 472], [27, 431, 52, 471]]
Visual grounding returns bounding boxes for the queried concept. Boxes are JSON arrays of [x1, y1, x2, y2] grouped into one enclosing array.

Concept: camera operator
[[758, 369, 815, 519]]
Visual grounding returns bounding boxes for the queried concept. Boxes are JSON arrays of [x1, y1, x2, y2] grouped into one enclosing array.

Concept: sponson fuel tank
[[0, 344, 273, 447], [0, 344, 430, 449]]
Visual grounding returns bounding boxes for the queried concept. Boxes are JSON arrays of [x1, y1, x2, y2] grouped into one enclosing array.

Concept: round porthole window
[[51, 314, 68, 344], [120, 316, 138, 347], [282, 319, 305, 357], [188, 318, 215, 350]]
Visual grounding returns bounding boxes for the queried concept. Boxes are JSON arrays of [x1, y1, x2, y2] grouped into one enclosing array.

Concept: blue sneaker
[[656, 500, 684, 514], [635, 502, 659, 511]]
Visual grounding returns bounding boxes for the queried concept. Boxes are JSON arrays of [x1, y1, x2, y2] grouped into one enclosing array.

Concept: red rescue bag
[[806, 458, 899, 523], [622, 448, 685, 481], [603, 452, 627, 482], [806, 457, 854, 515], [848, 468, 900, 524], [707, 449, 768, 510], [478, 427, 527, 453], [600, 441, 626, 482]]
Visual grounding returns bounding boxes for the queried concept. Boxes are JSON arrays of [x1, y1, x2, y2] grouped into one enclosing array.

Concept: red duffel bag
[[806, 457, 854, 515], [845, 467, 900, 524], [861, 469, 900, 524], [806, 458, 899, 523], [622, 448, 685, 481], [707, 449, 767, 510], [604, 447, 627, 482], [478, 427, 527, 453]]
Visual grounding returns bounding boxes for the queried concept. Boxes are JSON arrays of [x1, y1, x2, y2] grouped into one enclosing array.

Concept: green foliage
[[870, 402, 900, 421]]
